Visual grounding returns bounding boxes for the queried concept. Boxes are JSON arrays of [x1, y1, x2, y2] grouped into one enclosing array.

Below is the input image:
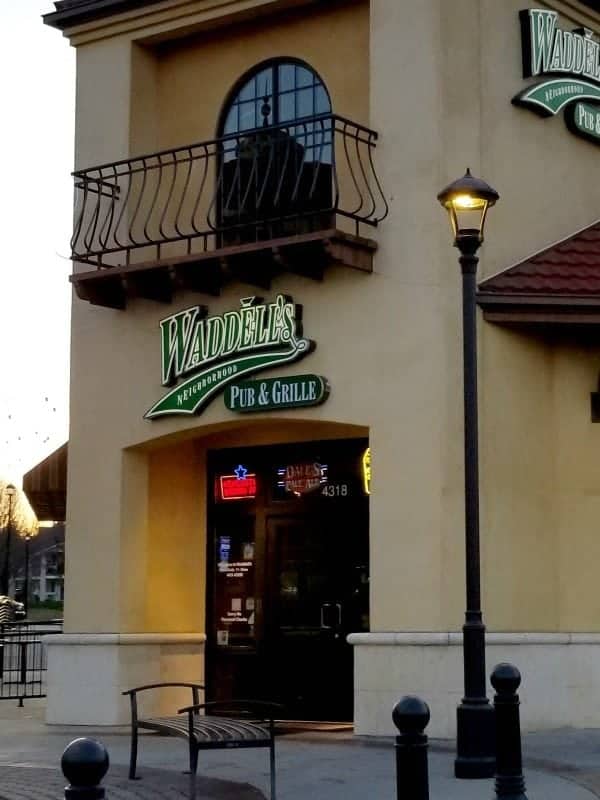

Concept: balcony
[[70, 114, 388, 309]]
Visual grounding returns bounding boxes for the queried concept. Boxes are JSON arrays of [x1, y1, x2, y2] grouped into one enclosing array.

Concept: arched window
[[218, 60, 334, 243], [220, 60, 331, 136]]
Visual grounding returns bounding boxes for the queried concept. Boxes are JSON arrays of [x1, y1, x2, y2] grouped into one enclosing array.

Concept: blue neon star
[[234, 464, 248, 480]]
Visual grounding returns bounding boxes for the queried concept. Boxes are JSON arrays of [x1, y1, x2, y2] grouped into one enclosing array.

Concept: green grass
[[26, 604, 63, 622]]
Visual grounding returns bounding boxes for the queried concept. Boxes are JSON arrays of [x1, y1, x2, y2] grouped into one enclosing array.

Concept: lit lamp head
[[437, 168, 499, 251]]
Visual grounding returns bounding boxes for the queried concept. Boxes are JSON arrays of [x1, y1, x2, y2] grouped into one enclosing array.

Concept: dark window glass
[[238, 100, 257, 131], [315, 85, 328, 114], [279, 92, 295, 122], [296, 66, 312, 88], [296, 87, 313, 118], [221, 60, 331, 138], [238, 77, 256, 102], [219, 60, 334, 239], [223, 108, 237, 135], [279, 63, 295, 91]]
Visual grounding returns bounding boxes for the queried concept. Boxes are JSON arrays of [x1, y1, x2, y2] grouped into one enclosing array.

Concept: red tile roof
[[478, 220, 600, 297]]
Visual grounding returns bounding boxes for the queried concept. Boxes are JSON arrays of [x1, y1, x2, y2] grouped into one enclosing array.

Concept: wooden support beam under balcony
[[70, 229, 377, 310]]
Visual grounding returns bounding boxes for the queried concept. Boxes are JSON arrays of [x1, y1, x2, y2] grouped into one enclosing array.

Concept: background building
[[13, 527, 65, 605]]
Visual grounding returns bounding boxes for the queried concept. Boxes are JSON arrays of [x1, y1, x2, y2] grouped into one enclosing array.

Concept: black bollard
[[392, 696, 430, 800], [491, 663, 527, 800], [62, 737, 110, 800]]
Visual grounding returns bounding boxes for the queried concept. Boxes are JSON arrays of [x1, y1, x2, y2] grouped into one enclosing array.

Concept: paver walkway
[[0, 700, 600, 800]]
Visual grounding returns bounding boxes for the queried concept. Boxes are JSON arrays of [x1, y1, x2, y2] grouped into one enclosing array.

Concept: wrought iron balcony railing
[[71, 114, 388, 271]]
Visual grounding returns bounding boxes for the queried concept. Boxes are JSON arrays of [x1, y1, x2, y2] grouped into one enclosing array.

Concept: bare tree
[[0, 481, 38, 538], [0, 482, 39, 595]]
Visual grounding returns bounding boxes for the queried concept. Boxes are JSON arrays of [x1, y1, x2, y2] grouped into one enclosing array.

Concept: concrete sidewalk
[[0, 701, 599, 800]]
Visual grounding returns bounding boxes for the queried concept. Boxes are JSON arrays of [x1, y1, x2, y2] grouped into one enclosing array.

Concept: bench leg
[[189, 740, 199, 776], [270, 741, 276, 800], [187, 748, 198, 800], [128, 724, 139, 779], [188, 769, 196, 800]]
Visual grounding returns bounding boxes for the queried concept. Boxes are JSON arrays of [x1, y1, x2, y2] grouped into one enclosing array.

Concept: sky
[[0, 2, 74, 484]]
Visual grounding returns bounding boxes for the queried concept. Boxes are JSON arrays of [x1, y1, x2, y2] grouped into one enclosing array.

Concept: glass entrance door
[[206, 438, 369, 721], [265, 508, 367, 720]]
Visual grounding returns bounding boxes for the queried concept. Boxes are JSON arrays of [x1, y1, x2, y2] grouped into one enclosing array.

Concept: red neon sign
[[219, 474, 257, 501]]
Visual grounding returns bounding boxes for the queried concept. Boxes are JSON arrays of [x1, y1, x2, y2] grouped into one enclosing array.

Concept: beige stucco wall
[[480, 327, 557, 630], [553, 341, 600, 630], [145, 440, 205, 631], [480, 327, 600, 633], [155, 1, 369, 147], [63, 0, 600, 645]]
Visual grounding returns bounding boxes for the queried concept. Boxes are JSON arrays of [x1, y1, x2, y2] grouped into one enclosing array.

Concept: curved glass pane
[[223, 61, 331, 133], [226, 67, 274, 133], [218, 60, 334, 237]]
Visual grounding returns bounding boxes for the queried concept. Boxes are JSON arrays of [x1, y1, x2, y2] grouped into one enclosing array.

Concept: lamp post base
[[454, 701, 495, 778]]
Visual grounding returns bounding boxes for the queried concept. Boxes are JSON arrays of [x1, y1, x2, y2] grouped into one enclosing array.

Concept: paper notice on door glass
[[217, 630, 229, 646], [214, 525, 256, 647]]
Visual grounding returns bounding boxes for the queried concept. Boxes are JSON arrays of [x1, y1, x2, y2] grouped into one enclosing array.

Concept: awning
[[477, 219, 600, 325], [22, 443, 67, 522]]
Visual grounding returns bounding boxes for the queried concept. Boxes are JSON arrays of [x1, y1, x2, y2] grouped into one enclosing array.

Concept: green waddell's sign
[[513, 9, 600, 145], [225, 375, 329, 413], [146, 294, 314, 419], [566, 102, 600, 143]]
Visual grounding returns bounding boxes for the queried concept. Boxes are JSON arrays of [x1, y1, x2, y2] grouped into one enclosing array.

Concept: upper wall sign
[[513, 8, 600, 145], [145, 294, 314, 419]]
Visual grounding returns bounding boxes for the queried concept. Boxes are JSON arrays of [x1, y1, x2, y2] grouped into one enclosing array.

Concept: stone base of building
[[349, 632, 600, 738], [44, 633, 206, 725]]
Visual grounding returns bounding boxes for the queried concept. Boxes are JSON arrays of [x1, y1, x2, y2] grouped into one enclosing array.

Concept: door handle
[[320, 602, 342, 630]]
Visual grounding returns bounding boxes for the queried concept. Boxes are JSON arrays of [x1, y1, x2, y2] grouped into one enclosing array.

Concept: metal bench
[[123, 682, 279, 799]]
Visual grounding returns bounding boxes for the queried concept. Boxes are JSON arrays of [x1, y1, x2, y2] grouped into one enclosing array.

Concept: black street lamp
[[438, 169, 499, 779], [1, 485, 16, 596]]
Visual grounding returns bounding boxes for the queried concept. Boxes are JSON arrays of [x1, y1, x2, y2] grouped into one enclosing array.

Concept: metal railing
[[71, 114, 388, 269], [0, 619, 62, 705]]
